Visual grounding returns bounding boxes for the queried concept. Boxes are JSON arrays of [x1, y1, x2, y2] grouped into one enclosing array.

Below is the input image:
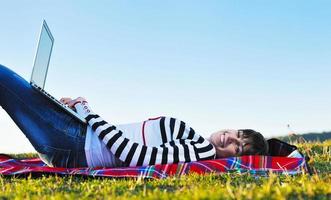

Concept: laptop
[[30, 20, 86, 123]]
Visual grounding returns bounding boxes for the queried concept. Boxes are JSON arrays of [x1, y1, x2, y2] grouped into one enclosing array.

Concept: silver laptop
[[30, 20, 86, 123]]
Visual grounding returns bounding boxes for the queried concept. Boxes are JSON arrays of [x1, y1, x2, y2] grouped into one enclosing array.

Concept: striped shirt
[[75, 102, 216, 167]]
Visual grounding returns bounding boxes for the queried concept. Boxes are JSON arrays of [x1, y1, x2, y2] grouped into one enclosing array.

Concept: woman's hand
[[60, 97, 87, 109]]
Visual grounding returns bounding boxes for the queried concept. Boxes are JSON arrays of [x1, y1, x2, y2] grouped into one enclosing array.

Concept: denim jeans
[[0, 64, 88, 168]]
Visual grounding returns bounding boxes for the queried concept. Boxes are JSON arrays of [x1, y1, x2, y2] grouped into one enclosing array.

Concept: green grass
[[1, 140, 331, 199]]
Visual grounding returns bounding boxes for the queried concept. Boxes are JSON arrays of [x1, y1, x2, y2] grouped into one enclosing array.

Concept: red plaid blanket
[[0, 154, 308, 179]]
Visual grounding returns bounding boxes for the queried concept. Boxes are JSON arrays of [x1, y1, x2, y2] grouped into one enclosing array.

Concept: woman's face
[[208, 129, 251, 158]]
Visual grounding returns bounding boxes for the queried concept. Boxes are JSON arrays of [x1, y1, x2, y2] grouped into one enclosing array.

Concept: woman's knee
[[0, 64, 28, 90], [0, 64, 15, 81]]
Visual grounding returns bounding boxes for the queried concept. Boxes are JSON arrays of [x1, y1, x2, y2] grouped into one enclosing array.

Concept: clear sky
[[0, 0, 330, 153]]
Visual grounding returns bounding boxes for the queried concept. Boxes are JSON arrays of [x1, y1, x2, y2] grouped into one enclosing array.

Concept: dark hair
[[238, 129, 269, 156]]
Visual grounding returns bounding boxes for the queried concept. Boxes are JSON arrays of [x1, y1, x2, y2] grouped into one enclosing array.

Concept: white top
[[75, 102, 216, 168]]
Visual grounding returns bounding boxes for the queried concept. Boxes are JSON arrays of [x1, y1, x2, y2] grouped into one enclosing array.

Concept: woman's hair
[[238, 129, 269, 156]]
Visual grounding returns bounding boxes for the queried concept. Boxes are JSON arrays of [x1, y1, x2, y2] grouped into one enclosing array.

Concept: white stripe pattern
[[95, 123, 111, 136], [129, 145, 142, 167]]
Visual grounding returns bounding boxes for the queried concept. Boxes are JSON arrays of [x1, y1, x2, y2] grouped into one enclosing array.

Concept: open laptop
[[30, 20, 86, 123]]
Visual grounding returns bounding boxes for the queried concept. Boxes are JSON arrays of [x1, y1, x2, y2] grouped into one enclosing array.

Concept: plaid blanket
[[0, 154, 308, 179]]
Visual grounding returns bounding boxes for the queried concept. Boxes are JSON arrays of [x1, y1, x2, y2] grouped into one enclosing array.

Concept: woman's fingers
[[74, 97, 87, 102], [60, 97, 87, 108], [67, 100, 77, 108], [60, 97, 72, 105], [67, 97, 87, 108]]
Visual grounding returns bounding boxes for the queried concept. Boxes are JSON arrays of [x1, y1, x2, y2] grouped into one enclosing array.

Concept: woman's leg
[[0, 64, 87, 168]]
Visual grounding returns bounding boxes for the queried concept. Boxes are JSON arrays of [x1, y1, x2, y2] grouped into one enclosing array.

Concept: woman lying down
[[0, 65, 269, 168]]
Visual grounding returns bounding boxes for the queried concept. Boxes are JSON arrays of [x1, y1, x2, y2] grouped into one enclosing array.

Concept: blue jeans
[[0, 64, 88, 168]]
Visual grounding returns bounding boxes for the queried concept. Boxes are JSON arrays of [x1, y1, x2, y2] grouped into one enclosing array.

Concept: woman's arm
[[63, 97, 216, 167]]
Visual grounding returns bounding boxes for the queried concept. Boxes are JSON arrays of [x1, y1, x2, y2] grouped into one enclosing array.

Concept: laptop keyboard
[[30, 83, 86, 123], [34, 84, 69, 108]]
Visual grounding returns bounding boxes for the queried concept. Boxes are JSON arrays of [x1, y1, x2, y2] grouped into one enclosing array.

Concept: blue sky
[[0, 1, 330, 153]]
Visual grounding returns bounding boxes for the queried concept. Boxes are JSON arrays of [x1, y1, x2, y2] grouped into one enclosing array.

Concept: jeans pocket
[[38, 145, 71, 168]]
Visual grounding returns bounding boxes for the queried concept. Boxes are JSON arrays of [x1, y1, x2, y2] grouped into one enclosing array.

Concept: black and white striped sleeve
[[160, 117, 216, 161], [75, 103, 216, 167]]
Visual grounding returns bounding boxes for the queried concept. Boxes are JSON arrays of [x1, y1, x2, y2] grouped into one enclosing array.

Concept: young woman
[[0, 64, 269, 168]]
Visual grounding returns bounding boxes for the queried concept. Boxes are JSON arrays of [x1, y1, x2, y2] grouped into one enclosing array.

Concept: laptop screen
[[30, 20, 54, 89]]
